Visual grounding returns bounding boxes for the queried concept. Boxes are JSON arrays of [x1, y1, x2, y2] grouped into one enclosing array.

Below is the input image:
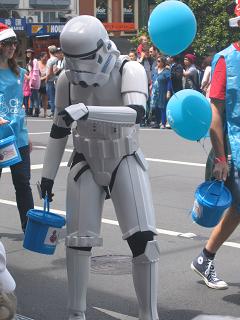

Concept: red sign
[[103, 22, 136, 31]]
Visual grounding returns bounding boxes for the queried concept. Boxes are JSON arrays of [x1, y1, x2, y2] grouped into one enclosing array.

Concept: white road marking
[[27, 119, 52, 122], [33, 145, 206, 168], [1, 158, 205, 174], [94, 307, 138, 320], [1, 162, 68, 173], [29, 132, 50, 135], [0, 198, 240, 249], [16, 315, 34, 320], [179, 232, 197, 238], [146, 157, 205, 167]]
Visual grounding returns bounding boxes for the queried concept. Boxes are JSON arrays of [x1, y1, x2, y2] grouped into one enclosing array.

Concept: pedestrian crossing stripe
[[16, 315, 34, 320]]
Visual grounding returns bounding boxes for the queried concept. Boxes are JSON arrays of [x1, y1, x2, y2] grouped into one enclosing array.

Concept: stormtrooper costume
[[40, 15, 160, 320]]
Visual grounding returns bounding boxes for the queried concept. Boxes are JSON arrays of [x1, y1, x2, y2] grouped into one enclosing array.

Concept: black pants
[[0, 145, 34, 231]]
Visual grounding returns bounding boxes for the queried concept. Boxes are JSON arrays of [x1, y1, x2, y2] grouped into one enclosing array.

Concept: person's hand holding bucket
[[213, 156, 228, 181], [40, 177, 54, 202]]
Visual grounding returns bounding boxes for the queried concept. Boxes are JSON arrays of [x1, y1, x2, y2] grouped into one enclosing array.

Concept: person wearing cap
[[25, 48, 41, 117], [183, 53, 200, 91], [0, 22, 34, 232], [0, 241, 17, 320], [191, 0, 240, 290], [46, 45, 58, 117]]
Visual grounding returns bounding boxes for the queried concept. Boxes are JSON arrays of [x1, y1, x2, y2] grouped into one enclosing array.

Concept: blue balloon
[[148, 0, 197, 55], [166, 90, 212, 141]]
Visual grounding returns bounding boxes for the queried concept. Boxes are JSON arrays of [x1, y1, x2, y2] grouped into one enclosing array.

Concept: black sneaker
[[191, 252, 228, 289]]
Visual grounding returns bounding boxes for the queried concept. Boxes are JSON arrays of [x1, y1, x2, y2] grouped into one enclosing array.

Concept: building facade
[[0, 0, 155, 64]]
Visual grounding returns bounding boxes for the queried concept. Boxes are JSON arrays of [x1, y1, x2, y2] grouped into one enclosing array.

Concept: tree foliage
[[133, 0, 239, 57]]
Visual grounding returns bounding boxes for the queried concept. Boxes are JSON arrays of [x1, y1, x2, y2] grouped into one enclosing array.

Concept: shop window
[[123, 0, 134, 23], [96, 0, 108, 23]]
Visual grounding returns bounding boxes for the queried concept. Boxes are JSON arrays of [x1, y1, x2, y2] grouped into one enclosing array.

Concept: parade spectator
[[191, 5, 240, 289], [23, 69, 31, 115], [46, 45, 58, 117], [38, 51, 48, 118], [0, 241, 17, 320], [138, 46, 155, 126], [200, 55, 213, 98], [138, 46, 152, 85], [149, 45, 158, 59], [53, 47, 65, 83], [0, 23, 34, 232], [26, 48, 41, 117], [168, 55, 183, 93], [128, 49, 137, 61], [136, 34, 148, 59], [148, 45, 157, 79], [150, 56, 171, 129], [183, 53, 200, 91]]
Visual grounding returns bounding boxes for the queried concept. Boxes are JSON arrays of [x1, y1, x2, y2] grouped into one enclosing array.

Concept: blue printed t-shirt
[[0, 67, 28, 148]]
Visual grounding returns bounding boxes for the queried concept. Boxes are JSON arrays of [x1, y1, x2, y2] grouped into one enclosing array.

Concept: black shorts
[[39, 86, 46, 94], [225, 162, 240, 211], [206, 149, 240, 212]]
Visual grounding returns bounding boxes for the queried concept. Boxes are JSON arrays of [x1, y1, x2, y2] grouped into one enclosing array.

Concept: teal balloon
[[148, 0, 197, 55], [166, 90, 212, 141]]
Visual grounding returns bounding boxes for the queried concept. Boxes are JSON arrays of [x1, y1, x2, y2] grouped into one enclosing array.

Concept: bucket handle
[[43, 196, 50, 214], [201, 180, 224, 205]]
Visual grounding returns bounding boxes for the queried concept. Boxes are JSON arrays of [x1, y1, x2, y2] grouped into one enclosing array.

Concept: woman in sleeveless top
[[38, 52, 48, 118]]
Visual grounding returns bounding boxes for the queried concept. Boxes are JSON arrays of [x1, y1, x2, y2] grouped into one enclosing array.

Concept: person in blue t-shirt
[[0, 23, 34, 232]]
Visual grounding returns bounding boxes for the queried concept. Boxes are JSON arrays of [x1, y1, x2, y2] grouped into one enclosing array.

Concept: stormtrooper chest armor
[[70, 65, 139, 186]]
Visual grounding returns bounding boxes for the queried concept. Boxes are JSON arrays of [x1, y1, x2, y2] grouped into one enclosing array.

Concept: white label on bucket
[[0, 144, 17, 163], [44, 227, 61, 246], [193, 200, 203, 218]]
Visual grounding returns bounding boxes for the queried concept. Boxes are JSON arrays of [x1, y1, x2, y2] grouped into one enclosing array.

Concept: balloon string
[[197, 138, 215, 165]]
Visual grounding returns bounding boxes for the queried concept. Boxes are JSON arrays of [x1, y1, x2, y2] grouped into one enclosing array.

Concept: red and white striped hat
[[0, 22, 16, 42], [229, 0, 240, 27]]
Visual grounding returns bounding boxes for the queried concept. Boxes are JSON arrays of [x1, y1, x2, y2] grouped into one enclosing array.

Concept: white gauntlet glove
[[58, 103, 89, 126]]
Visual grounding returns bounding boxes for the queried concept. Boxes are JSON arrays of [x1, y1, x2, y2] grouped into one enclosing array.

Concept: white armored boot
[[67, 248, 91, 320], [132, 240, 160, 320]]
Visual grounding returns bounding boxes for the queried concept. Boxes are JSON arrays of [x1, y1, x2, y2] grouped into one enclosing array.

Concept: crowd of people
[[21, 35, 213, 127], [0, 1, 239, 317], [23, 45, 65, 118], [128, 34, 213, 129]]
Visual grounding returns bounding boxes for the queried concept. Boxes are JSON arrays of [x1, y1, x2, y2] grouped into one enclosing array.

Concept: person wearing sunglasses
[[0, 23, 34, 232], [150, 56, 171, 129]]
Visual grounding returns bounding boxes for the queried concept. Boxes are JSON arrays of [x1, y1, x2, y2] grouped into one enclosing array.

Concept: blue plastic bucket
[[23, 198, 66, 255], [0, 124, 21, 168], [191, 180, 232, 228]]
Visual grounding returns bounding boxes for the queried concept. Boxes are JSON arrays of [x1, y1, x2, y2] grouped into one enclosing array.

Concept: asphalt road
[[1, 118, 240, 320]]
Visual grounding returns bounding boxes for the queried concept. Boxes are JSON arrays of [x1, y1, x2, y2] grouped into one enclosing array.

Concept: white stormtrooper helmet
[[60, 15, 120, 87]]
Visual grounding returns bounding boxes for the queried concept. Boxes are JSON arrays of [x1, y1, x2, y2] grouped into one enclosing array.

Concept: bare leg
[[42, 93, 48, 117], [206, 205, 240, 253]]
